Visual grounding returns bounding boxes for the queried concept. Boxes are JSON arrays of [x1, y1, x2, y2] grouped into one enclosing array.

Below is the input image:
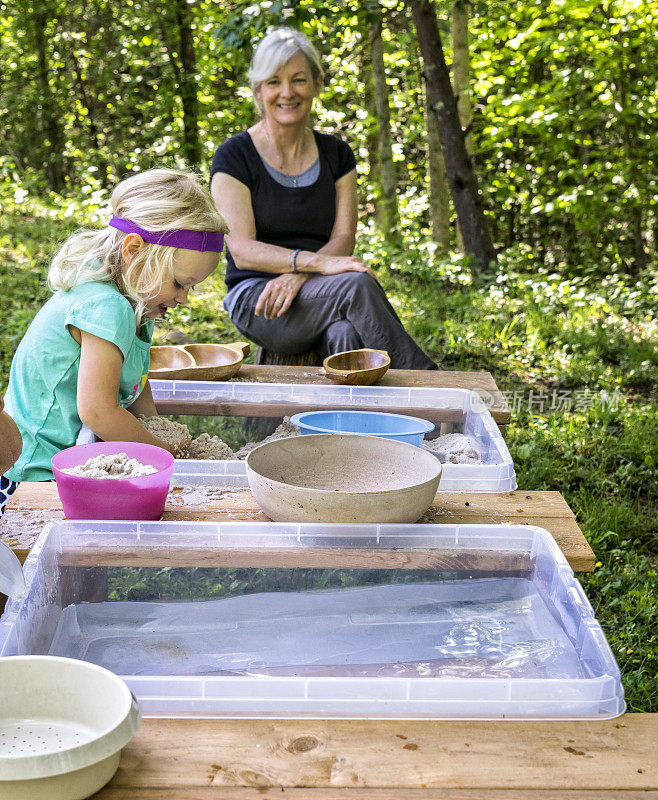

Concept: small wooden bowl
[[182, 343, 250, 381], [323, 348, 390, 385], [148, 346, 195, 380], [148, 342, 250, 381]]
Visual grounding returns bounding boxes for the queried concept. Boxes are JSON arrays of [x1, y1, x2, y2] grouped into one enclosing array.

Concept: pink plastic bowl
[[51, 441, 174, 520]]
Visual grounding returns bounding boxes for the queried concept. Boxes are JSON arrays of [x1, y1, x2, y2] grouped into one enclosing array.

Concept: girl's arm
[[76, 331, 189, 455], [0, 395, 22, 474], [210, 172, 372, 277], [126, 379, 158, 418]]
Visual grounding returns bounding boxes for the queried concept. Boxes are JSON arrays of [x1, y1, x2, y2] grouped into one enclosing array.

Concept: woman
[[210, 27, 436, 369]]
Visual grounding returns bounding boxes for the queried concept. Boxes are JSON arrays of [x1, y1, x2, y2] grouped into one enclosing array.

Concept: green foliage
[[107, 565, 456, 602]]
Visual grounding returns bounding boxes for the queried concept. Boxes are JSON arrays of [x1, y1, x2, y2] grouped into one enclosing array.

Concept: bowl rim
[[289, 410, 435, 436], [0, 655, 141, 779], [245, 433, 442, 496]]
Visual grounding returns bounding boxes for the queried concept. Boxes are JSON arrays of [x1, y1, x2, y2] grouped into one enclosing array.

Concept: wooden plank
[[94, 716, 656, 792], [155, 399, 468, 425], [238, 365, 509, 419], [94, 790, 658, 800], [58, 546, 532, 571], [2, 487, 595, 572], [6, 484, 578, 517]]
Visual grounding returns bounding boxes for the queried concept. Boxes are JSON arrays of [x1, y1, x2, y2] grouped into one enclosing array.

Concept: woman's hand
[[255, 273, 309, 319], [315, 254, 375, 277]]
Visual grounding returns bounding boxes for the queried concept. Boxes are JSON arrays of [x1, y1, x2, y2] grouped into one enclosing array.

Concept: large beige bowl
[[246, 434, 442, 523]]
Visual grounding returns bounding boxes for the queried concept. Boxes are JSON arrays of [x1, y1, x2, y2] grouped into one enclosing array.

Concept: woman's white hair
[[48, 168, 228, 325], [248, 27, 323, 112]]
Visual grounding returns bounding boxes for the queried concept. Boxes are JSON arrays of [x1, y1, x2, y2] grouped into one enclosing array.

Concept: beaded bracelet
[[290, 248, 302, 274]]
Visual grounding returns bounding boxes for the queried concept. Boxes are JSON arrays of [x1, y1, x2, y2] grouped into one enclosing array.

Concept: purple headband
[[109, 216, 224, 253]]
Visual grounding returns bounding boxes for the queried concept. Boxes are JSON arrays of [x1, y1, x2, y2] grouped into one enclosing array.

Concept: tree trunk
[[368, 11, 399, 241], [424, 82, 451, 251], [159, 1, 202, 168], [362, 60, 383, 225], [65, 41, 110, 188], [451, 1, 472, 157], [32, 8, 67, 192], [411, 0, 496, 273], [173, 0, 202, 167], [451, 0, 472, 253]]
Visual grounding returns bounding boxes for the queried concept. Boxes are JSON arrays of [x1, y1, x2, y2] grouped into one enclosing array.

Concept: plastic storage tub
[[290, 410, 434, 446], [143, 382, 517, 492], [0, 520, 624, 720]]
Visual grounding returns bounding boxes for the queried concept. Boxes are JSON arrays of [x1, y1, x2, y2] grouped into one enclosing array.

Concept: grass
[[1, 185, 656, 711]]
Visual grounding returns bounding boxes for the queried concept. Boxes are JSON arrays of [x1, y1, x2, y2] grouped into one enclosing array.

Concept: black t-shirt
[[210, 130, 357, 289]]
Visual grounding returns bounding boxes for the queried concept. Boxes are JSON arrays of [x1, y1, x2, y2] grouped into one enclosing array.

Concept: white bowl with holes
[[0, 656, 141, 800]]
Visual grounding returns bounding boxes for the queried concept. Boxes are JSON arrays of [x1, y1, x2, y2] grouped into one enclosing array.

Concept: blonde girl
[[2, 168, 227, 505]]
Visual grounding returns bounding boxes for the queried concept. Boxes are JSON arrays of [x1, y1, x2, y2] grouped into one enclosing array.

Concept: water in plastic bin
[[48, 578, 582, 680]]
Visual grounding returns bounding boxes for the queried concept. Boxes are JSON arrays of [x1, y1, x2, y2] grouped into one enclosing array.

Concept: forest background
[[0, 0, 656, 709]]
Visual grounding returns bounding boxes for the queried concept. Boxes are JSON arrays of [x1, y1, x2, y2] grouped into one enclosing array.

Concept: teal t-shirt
[[4, 281, 154, 481]]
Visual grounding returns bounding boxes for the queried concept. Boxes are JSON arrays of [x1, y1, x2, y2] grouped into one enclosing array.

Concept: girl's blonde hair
[[48, 169, 228, 323], [248, 27, 323, 114]]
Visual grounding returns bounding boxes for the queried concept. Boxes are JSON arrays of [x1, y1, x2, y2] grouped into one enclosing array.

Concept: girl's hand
[[255, 273, 309, 319], [317, 255, 375, 277], [166, 432, 191, 457]]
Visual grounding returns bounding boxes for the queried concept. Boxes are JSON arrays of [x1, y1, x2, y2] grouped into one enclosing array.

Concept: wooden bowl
[[181, 343, 250, 380], [246, 433, 441, 523], [148, 346, 195, 380], [148, 342, 250, 381], [323, 348, 390, 385]]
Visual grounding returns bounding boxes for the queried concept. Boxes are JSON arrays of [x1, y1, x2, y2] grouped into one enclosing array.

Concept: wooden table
[[156, 366, 512, 434], [92, 715, 656, 799], [3, 484, 594, 571]]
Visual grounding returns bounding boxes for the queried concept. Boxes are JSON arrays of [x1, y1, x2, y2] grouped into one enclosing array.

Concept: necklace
[[263, 124, 308, 187]]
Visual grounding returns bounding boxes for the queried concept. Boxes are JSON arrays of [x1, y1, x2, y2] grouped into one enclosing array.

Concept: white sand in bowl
[[61, 453, 158, 479]]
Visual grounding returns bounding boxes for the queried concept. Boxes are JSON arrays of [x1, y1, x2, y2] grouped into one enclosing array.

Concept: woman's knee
[[340, 271, 382, 299]]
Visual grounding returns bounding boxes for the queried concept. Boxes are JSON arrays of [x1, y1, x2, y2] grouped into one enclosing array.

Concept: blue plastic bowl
[[290, 410, 434, 447]]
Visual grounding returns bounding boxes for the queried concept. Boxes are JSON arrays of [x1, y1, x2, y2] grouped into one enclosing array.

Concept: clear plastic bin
[[92, 382, 514, 492], [0, 521, 623, 719]]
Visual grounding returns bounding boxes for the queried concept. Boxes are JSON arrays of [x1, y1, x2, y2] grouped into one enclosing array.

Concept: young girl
[[1, 168, 228, 512]]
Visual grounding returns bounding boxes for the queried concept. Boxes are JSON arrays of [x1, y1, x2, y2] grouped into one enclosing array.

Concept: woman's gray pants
[[229, 272, 437, 370]]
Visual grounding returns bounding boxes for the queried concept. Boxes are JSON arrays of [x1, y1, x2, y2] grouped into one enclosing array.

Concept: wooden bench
[[254, 344, 322, 368], [2, 485, 648, 799]]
